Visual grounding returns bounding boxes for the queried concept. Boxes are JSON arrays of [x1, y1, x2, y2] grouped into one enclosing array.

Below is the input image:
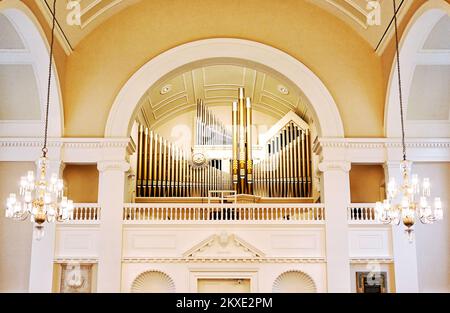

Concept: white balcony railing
[[123, 203, 325, 224], [347, 204, 380, 224], [65, 203, 383, 225], [68, 204, 101, 223]]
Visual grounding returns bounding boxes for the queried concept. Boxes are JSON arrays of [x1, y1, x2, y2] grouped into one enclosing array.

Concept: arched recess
[[130, 270, 176, 293], [272, 270, 317, 293], [0, 0, 63, 138], [105, 38, 344, 139], [385, 0, 450, 138]]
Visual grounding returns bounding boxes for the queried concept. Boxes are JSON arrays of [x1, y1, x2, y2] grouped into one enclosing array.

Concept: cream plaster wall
[[63, 0, 384, 137], [350, 165, 385, 203], [413, 162, 450, 293], [0, 162, 33, 292], [63, 164, 99, 203]]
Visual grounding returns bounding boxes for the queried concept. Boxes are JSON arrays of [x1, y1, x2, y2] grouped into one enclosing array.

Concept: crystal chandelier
[[375, 0, 443, 242], [5, 0, 73, 240]]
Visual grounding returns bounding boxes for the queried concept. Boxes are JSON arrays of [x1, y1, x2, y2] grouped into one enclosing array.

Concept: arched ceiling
[[0, 13, 41, 121], [406, 15, 450, 126], [134, 64, 312, 132], [37, 0, 412, 51]]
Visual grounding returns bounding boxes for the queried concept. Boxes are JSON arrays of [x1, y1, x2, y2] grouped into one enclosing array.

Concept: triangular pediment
[[260, 111, 309, 146], [183, 232, 265, 259]]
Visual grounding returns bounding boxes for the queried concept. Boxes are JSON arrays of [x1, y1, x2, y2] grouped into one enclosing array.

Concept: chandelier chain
[[42, 0, 57, 157], [393, 0, 407, 161]]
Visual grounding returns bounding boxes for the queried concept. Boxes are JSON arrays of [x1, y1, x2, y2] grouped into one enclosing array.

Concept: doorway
[[197, 278, 251, 293]]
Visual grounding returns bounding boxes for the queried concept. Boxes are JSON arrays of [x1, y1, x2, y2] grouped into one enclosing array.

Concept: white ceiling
[[0, 14, 25, 49], [423, 16, 450, 50], [0, 14, 41, 122], [38, 0, 411, 52], [407, 15, 450, 125], [0, 64, 41, 120], [135, 64, 312, 132], [407, 65, 450, 121]]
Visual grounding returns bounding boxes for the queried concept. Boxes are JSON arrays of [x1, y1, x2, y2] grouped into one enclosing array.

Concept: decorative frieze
[[122, 257, 326, 264]]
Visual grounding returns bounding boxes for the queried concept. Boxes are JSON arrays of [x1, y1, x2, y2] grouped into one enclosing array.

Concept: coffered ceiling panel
[[135, 64, 312, 131], [37, 0, 142, 48], [306, 0, 413, 49], [38, 0, 412, 52]]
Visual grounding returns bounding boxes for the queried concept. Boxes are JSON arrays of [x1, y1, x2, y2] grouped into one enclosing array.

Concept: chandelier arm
[[393, 0, 407, 161], [15, 212, 31, 221], [42, 0, 57, 157]]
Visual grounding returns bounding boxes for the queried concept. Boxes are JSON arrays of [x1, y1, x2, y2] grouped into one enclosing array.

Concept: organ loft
[[135, 87, 313, 203]]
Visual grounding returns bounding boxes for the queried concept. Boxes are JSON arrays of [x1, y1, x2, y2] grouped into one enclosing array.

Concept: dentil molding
[[97, 160, 130, 173], [318, 161, 351, 173]]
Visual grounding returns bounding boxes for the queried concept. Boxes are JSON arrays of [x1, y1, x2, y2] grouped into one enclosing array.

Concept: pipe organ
[[136, 126, 232, 198], [196, 99, 232, 145], [253, 122, 312, 198], [135, 88, 312, 200], [232, 88, 253, 195]]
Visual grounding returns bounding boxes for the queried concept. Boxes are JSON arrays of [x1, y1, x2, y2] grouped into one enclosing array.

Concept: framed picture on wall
[[356, 272, 387, 293]]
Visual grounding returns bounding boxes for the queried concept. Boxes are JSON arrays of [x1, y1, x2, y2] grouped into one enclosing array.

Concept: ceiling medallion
[[160, 84, 172, 95], [277, 85, 289, 95]]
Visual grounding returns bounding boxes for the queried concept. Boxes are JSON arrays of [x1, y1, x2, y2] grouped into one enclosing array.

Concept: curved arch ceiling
[[37, 0, 411, 50], [406, 15, 450, 129], [134, 64, 312, 132], [0, 13, 41, 121]]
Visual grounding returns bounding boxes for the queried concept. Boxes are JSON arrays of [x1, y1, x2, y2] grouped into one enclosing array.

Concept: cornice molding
[[54, 257, 98, 264], [97, 160, 130, 173], [318, 161, 351, 173], [316, 138, 450, 150], [122, 257, 326, 264], [350, 258, 394, 264], [0, 137, 131, 149]]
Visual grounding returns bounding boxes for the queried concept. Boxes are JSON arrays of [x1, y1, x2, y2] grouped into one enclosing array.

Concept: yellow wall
[[350, 164, 385, 203], [0, 162, 33, 292], [63, 165, 99, 203], [63, 0, 385, 138]]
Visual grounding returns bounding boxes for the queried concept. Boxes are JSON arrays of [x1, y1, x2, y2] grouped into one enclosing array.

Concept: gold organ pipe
[[232, 101, 239, 192], [148, 131, 154, 197], [301, 130, 306, 196], [289, 124, 295, 197], [238, 88, 246, 194], [245, 97, 253, 195], [306, 130, 311, 197]]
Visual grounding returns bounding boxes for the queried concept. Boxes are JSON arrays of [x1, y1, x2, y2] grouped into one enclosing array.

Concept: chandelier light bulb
[[4, 158, 73, 240], [377, 160, 444, 241], [422, 178, 431, 196]]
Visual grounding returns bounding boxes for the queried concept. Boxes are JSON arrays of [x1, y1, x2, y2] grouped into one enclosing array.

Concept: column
[[318, 160, 351, 292], [384, 162, 419, 292], [96, 160, 130, 293], [29, 160, 64, 293]]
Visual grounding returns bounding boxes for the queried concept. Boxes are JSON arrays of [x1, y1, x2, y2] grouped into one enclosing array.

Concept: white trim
[[105, 38, 344, 138], [260, 111, 309, 146], [0, 137, 133, 162], [2, 136, 449, 163]]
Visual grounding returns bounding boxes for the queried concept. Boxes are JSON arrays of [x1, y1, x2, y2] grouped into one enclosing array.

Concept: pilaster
[[318, 160, 352, 292]]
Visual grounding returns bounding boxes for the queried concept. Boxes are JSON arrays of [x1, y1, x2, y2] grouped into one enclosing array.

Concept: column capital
[[97, 160, 130, 173], [318, 160, 351, 173]]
